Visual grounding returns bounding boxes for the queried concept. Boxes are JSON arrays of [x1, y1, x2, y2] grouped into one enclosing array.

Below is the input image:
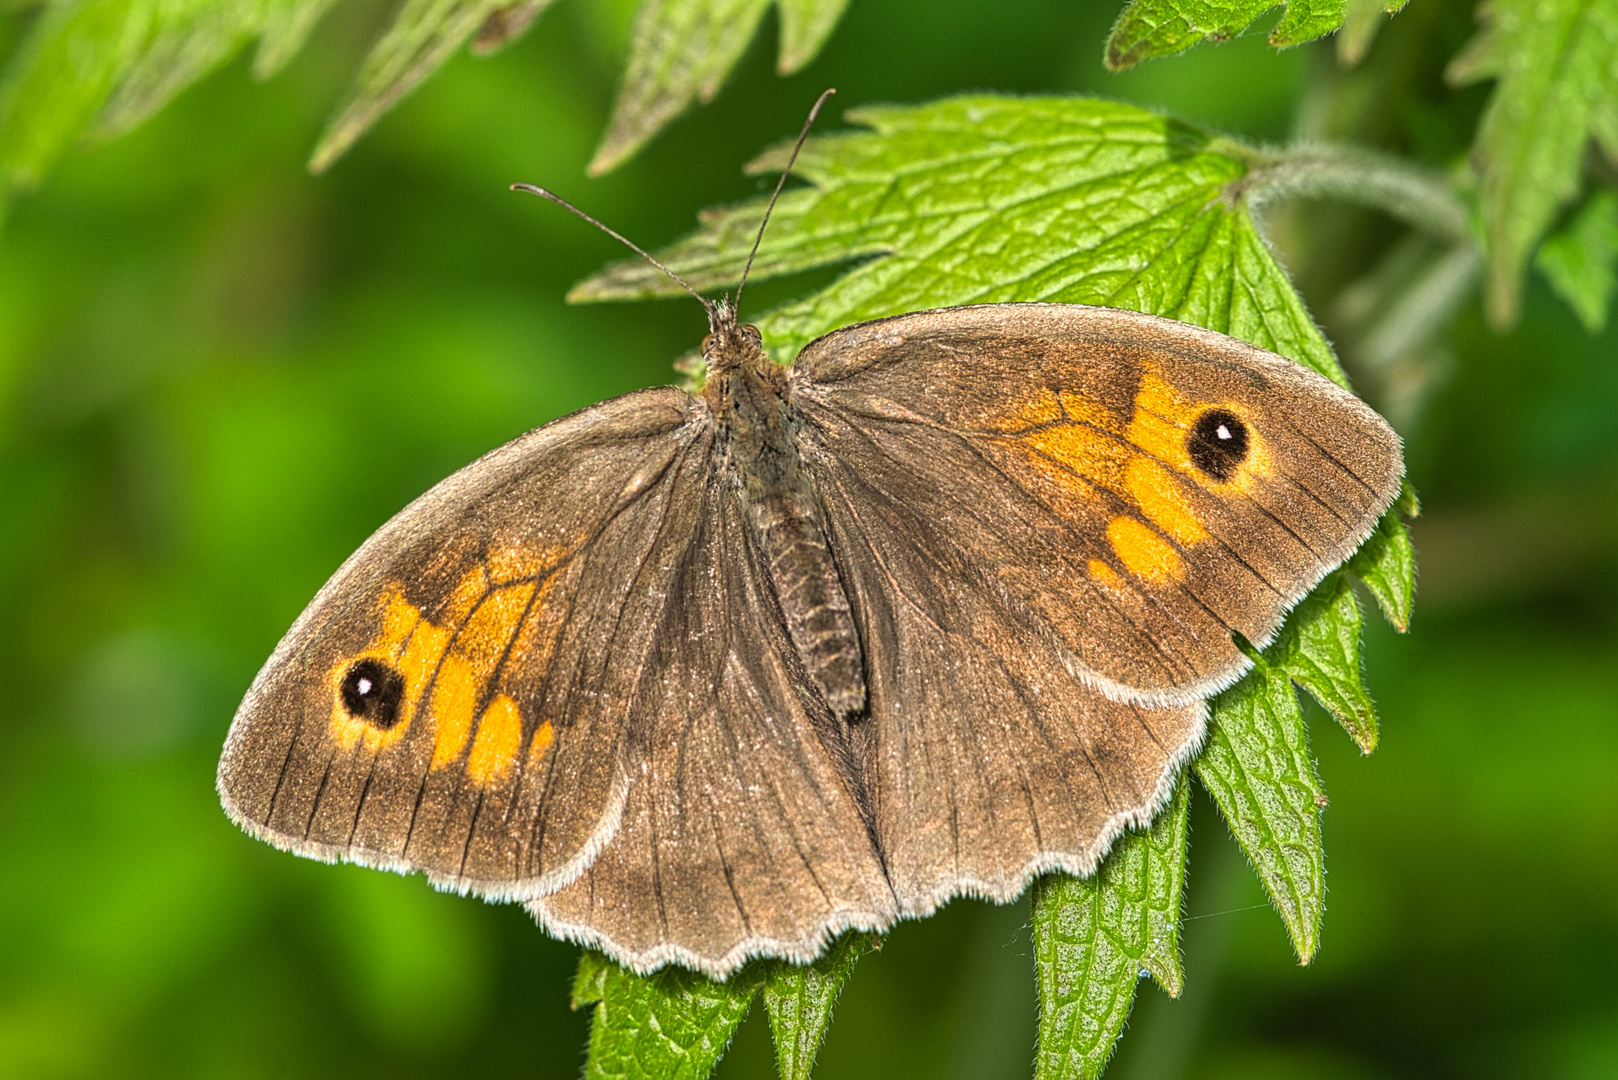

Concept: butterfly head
[[700, 301, 765, 377]]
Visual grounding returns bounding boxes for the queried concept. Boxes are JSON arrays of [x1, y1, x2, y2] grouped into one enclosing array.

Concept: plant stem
[[1226, 143, 1474, 245]]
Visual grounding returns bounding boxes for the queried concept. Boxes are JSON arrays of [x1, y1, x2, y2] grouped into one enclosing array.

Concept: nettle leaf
[[1103, 0, 1408, 72], [762, 933, 872, 1080], [1349, 491, 1415, 633], [1535, 188, 1618, 333], [577, 96, 1345, 383], [1032, 780, 1189, 1080], [589, 0, 847, 175], [575, 951, 761, 1080], [1272, 572, 1378, 752], [1448, 0, 1618, 327], [575, 94, 1416, 1075], [1195, 653, 1325, 962]]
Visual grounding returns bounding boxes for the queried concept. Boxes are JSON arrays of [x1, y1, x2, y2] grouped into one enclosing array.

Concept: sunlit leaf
[[1447, 0, 1618, 327], [1195, 655, 1325, 963], [1032, 780, 1190, 1080], [761, 933, 872, 1080]]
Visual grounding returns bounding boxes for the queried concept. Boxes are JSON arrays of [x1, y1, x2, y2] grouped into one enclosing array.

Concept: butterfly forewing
[[218, 388, 712, 899], [793, 303, 1404, 705]]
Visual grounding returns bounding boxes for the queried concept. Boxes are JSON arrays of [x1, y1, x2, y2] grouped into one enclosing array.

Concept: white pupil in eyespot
[[357, 677, 373, 695], [1216, 424, 1232, 440]]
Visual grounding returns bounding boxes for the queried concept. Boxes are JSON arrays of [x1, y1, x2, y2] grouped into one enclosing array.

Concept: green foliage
[[1031, 782, 1189, 1080], [572, 93, 1416, 1079], [308, 0, 553, 173], [588, 0, 846, 175], [761, 933, 871, 1080], [1536, 189, 1618, 333], [0, 0, 327, 189], [574, 952, 761, 1080], [1104, 0, 1406, 71], [1448, 0, 1618, 328], [1195, 655, 1325, 963], [570, 935, 872, 1080], [1271, 573, 1379, 752]]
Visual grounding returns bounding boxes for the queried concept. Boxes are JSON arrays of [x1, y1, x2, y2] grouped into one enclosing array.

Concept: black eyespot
[[339, 658, 406, 730], [1187, 409, 1249, 481]]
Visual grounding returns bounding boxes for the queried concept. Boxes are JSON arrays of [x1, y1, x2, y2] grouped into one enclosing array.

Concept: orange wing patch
[[1107, 516, 1185, 585], [1126, 371, 1273, 492], [326, 543, 569, 777], [328, 590, 450, 753]]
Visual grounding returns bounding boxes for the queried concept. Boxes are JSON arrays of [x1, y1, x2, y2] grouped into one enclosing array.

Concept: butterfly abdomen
[[748, 492, 866, 716], [707, 324, 867, 717]]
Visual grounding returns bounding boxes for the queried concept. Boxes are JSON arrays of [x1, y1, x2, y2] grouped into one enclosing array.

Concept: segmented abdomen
[[749, 493, 866, 716]]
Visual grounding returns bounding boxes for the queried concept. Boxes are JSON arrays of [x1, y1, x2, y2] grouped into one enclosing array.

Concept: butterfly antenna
[[733, 88, 835, 315], [510, 183, 717, 321]]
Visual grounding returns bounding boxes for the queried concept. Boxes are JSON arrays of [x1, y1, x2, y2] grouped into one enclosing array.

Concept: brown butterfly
[[217, 98, 1403, 980]]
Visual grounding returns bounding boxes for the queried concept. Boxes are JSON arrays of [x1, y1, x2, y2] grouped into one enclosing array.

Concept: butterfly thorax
[[701, 319, 867, 717]]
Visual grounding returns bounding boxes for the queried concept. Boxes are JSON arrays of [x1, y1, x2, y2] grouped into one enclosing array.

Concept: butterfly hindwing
[[217, 388, 713, 899], [805, 405, 1206, 913], [793, 303, 1404, 705], [531, 474, 896, 977]]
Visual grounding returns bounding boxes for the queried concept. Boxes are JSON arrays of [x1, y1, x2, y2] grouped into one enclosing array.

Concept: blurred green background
[[2, 0, 1615, 1075]]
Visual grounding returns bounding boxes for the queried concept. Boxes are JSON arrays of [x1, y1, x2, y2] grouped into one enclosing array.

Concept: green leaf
[[1271, 572, 1379, 752], [1032, 779, 1190, 1080], [577, 953, 760, 1080], [1447, 0, 1618, 327], [588, 0, 851, 175], [761, 933, 871, 1080], [309, 0, 556, 173], [776, 0, 850, 74], [574, 949, 613, 1008], [1536, 188, 1618, 332], [1195, 655, 1325, 963], [588, 0, 773, 176], [1336, 0, 1408, 67], [1104, 0, 1376, 72], [575, 96, 1345, 383], [0, 0, 333, 189], [1349, 505, 1415, 632]]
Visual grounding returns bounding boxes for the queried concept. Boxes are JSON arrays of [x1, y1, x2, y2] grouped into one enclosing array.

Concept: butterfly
[[217, 98, 1403, 980]]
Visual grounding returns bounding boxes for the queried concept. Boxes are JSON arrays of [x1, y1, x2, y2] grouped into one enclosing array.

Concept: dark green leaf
[[1349, 508, 1416, 632], [1535, 188, 1618, 333], [1271, 572, 1379, 752], [761, 933, 872, 1080], [1195, 657, 1325, 963], [1032, 779, 1190, 1080], [1447, 0, 1618, 327], [579, 955, 760, 1080]]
